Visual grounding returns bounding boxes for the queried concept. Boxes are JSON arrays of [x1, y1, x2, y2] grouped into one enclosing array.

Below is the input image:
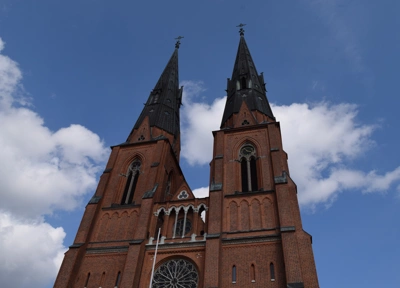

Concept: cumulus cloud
[[181, 81, 226, 166], [0, 213, 65, 288], [0, 37, 108, 287], [181, 81, 400, 208]]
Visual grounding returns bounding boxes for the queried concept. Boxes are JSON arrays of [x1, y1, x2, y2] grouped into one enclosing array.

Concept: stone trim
[[225, 189, 274, 198], [280, 226, 296, 232], [86, 246, 129, 254], [222, 234, 280, 245]]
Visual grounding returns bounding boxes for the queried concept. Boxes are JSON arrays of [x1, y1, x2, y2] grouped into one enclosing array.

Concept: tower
[[55, 31, 319, 288]]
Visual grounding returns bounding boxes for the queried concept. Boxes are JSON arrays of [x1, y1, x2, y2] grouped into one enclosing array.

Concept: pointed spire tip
[[175, 36, 184, 49], [236, 23, 246, 36]]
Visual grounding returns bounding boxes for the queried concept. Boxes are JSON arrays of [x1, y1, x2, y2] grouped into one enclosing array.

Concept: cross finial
[[236, 23, 246, 36], [175, 36, 184, 49]]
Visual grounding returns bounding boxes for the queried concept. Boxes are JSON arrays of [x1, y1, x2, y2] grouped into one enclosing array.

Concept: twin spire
[[130, 27, 274, 148]]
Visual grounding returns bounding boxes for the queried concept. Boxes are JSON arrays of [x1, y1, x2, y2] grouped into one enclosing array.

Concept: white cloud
[[0, 38, 4, 52], [181, 81, 400, 208], [0, 213, 65, 288], [192, 186, 209, 199], [0, 37, 108, 287], [181, 81, 226, 166]]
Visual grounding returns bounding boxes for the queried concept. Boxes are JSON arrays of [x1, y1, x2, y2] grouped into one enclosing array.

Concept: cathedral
[[54, 28, 319, 288]]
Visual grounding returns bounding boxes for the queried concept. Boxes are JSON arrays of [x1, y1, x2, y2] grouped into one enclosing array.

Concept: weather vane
[[175, 36, 184, 49], [236, 23, 246, 36]]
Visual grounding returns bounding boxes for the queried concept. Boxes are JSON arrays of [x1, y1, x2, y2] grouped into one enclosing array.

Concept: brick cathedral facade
[[54, 30, 319, 288]]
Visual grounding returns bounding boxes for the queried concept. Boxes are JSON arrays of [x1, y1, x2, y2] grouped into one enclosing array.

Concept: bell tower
[[54, 29, 319, 288], [203, 25, 319, 287]]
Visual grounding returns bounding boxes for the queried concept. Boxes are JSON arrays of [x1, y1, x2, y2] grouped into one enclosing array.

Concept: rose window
[[152, 258, 198, 288]]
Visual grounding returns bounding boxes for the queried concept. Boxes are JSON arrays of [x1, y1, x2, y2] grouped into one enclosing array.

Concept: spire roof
[[221, 29, 274, 127], [131, 42, 183, 139]]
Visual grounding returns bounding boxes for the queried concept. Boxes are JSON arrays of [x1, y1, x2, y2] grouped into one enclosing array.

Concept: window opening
[[153, 93, 159, 103], [236, 80, 241, 90], [239, 145, 258, 192], [152, 259, 198, 287], [232, 265, 237, 283], [121, 160, 141, 205], [270, 263, 275, 281], [173, 218, 192, 236], [250, 157, 258, 191], [115, 271, 121, 287], [84, 272, 90, 288], [251, 264, 255, 282], [241, 77, 246, 89], [248, 79, 252, 88]]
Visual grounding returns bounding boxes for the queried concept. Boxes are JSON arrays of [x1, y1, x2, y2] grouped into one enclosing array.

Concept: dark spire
[[131, 40, 183, 140], [221, 27, 274, 128]]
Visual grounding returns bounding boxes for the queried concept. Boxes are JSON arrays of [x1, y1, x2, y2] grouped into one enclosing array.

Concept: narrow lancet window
[[270, 263, 275, 281], [239, 145, 258, 192], [232, 265, 237, 283], [115, 271, 121, 287], [84, 272, 90, 288], [121, 160, 141, 205], [248, 79, 252, 88], [251, 264, 255, 282], [241, 77, 246, 89], [236, 80, 241, 90]]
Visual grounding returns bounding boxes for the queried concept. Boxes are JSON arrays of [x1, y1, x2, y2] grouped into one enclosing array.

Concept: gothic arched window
[[241, 77, 247, 89], [239, 145, 259, 192], [121, 160, 141, 205], [270, 262, 275, 281], [232, 265, 237, 283], [152, 259, 198, 287]]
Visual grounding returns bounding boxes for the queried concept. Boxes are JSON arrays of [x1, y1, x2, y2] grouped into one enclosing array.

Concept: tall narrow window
[[232, 265, 237, 283], [248, 79, 252, 88], [121, 160, 141, 205], [250, 157, 258, 191], [241, 160, 249, 192], [84, 273, 90, 288], [241, 77, 247, 89], [270, 263, 275, 281], [239, 145, 258, 192], [115, 271, 121, 288], [236, 80, 241, 90], [251, 264, 255, 282]]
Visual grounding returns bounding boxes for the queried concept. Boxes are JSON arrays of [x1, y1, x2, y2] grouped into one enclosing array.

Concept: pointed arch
[[270, 262, 275, 281], [232, 265, 237, 283], [121, 159, 141, 205], [241, 77, 246, 89], [239, 144, 259, 192], [251, 263, 256, 282]]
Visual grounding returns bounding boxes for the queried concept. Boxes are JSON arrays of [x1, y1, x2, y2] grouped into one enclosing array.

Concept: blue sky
[[0, 0, 399, 287]]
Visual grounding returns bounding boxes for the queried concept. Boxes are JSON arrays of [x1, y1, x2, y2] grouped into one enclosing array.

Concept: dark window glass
[[232, 265, 237, 282], [121, 161, 141, 205], [115, 271, 121, 287], [250, 157, 258, 191], [241, 159, 248, 192], [84, 273, 90, 287], [270, 263, 275, 280], [241, 77, 246, 89]]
